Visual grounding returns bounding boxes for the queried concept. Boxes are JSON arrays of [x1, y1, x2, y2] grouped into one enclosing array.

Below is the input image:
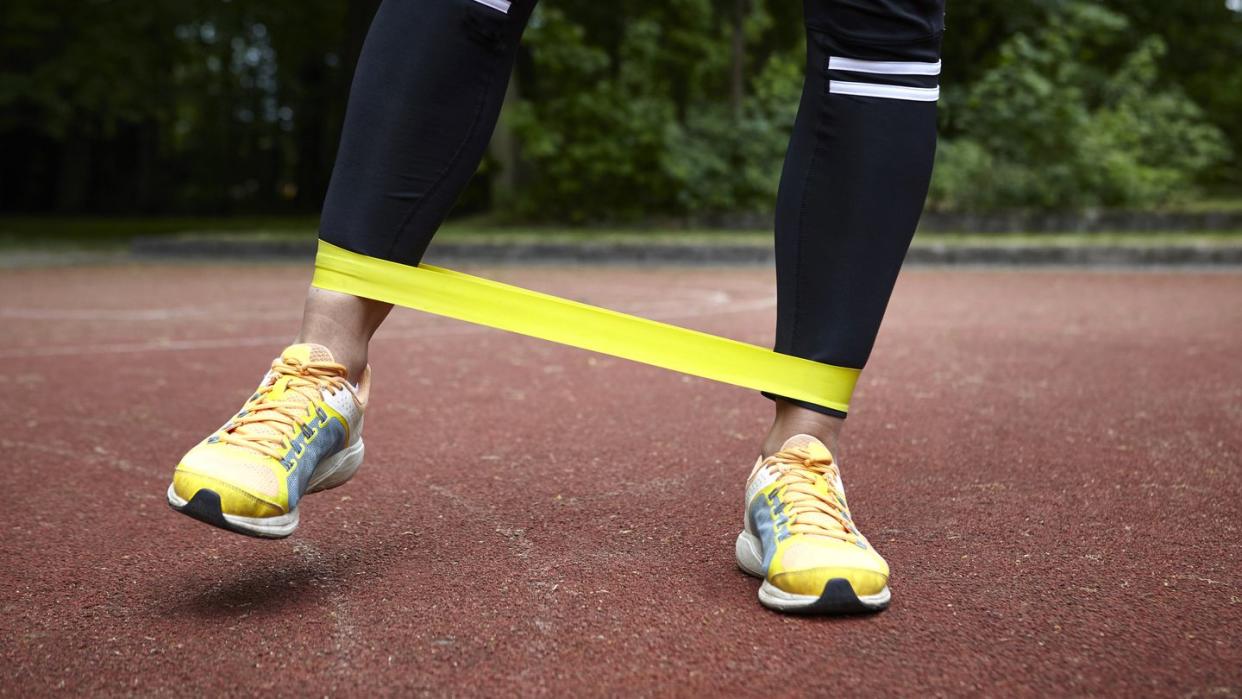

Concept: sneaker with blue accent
[[735, 434, 891, 613], [167, 343, 368, 538]]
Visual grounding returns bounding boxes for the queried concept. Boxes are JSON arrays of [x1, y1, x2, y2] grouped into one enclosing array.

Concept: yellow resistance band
[[312, 240, 860, 413]]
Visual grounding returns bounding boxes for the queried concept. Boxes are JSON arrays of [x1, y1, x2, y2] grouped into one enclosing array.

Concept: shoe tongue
[[229, 345, 334, 444], [281, 343, 336, 365], [781, 434, 832, 461], [266, 375, 310, 404], [778, 435, 849, 532], [266, 343, 338, 402]]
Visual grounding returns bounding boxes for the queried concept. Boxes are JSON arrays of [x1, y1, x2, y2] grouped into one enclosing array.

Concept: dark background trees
[[1, 0, 1237, 220]]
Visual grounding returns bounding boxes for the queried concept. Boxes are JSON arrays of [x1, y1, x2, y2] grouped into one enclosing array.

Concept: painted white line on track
[[0, 295, 776, 359], [0, 308, 302, 321]]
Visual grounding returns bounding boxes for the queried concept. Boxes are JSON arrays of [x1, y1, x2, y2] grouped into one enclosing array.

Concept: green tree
[[1, 0, 1238, 217], [505, 0, 802, 222], [0, 0, 188, 210], [930, 2, 1230, 210]]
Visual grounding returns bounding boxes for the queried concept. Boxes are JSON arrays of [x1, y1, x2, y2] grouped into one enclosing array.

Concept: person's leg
[[298, 289, 391, 382], [739, 0, 944, 614], [299, 0, 537, 381], [169, 0, 537, 537], [763, 0, 944, 456]]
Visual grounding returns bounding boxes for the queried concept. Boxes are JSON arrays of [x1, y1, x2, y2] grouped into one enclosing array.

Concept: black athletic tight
[[320, 0, 945, 417]]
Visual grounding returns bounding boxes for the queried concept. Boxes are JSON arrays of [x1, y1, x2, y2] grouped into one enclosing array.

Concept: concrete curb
[[127, 236, 1242, 267], [700, 209, 1242, 232], [904, 244, 1242, 266]]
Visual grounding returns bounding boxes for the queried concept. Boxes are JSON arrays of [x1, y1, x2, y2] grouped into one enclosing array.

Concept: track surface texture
[[1, 264, 1240, 697]]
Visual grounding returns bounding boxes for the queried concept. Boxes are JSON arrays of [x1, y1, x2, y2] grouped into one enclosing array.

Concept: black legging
[[320, 0, 945, 418]]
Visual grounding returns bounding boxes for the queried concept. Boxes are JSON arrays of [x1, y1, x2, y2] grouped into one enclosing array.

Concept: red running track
[[1, 264, 1240, 696]]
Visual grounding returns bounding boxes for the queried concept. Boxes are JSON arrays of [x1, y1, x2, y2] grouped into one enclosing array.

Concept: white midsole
[[735, 530, 891, 610], [167, 483, 299, 537], [167, 438, 364, 538], [758, 580, 891, 611], [735, 529, 767, 578], [307, 438, 365, 493]]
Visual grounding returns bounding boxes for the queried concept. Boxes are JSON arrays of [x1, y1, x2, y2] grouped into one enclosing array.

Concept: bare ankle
[[296, 287, 392, 382], [762, 399, 845, 458]]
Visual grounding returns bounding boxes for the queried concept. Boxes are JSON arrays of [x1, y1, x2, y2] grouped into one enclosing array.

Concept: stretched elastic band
[[312, 240, 860, 413]]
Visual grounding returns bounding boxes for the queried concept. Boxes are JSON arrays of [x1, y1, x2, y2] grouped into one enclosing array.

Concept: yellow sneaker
[[735, 435, 890, 613], [166, 343, 368, 538]]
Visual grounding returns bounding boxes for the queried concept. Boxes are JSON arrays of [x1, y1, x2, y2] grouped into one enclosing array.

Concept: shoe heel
[[735, 530, 766, 578], [307, 438, 365, 493]]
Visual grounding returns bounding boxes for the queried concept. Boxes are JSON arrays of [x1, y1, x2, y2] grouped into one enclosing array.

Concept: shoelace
[[216, 358, 351, 460], [764, 447, 859, 544]]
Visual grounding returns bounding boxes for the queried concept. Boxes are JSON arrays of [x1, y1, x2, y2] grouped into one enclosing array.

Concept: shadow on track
[[148, 535, 410, 622]]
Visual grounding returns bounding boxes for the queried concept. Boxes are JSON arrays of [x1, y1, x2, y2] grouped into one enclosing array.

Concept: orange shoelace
[[763, 448, 860, 544], [216, 358, 351, 460]]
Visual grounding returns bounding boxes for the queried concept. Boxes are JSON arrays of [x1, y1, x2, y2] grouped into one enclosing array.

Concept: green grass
[[437, 228, 1242, 247], [2, 215, 1242, 253], [0, 215, 319, 252], [1164, 195, 1242, 213], [913, 231, 1242, 246]]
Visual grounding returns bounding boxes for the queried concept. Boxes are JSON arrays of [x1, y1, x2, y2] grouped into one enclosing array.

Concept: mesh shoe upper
[[172, 344, 366, 519], [743, 434, 890, 597]]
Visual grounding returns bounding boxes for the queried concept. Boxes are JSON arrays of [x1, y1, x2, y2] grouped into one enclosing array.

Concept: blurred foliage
[[0, 0, 355, 213], [930, 3, 1230, 210], [506, 2, 801, 221], [0, 0, 1238, 219]]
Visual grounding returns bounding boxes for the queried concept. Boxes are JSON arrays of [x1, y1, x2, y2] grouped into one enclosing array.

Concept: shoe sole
[[167, 438, 365, 539], [735, 530, 891, 614]]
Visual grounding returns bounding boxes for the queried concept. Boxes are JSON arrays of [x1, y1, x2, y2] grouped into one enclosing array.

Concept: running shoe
[[167, 343, 368, 538], [735, 434, 891, 613]]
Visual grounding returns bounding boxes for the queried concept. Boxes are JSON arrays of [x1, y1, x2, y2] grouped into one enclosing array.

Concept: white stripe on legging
[[828, 57, 941, 75], [470, 0, 511, 13], [829, 81, 940, 102]]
